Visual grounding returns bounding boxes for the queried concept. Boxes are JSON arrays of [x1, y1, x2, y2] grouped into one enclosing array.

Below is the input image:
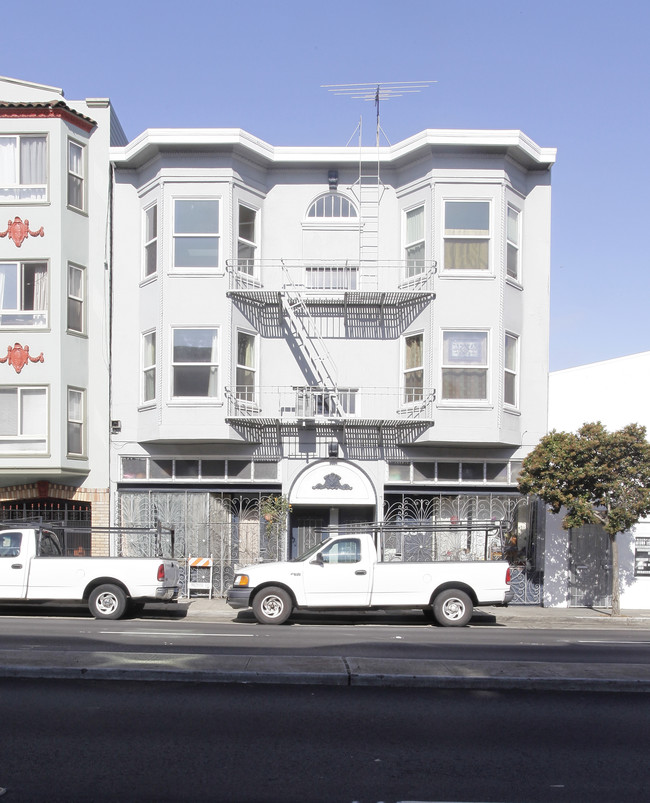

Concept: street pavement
[[1, 598, 649, 691]]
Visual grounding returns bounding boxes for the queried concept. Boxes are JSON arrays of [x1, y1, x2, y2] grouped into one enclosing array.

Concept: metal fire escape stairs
[[279, 263, 345, 418]]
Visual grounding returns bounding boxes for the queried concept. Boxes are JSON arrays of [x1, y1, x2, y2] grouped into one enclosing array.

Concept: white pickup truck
[[227, 527, 513, 627], [0, 527, 180, 619]]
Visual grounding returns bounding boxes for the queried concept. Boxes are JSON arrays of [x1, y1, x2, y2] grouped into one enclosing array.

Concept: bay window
[[403, 332, 424, 403], [0, 261, 48, 326], [504, 333, 519, 407], [0, 135, 47, 201], [67, 263, 84, 333], [173, 199, 220, 269], [237, 204, 257, 275], [444, 201, 490, 271], [67, 388, 85, 457], [142, 331, 156, 404], [442, 330, 488, 401], [144, 204, 158, 277], [236, 331, 256, 402], [507, 205, 520, 281], [68, 140, 85, 211], [405, 205, 425, 278], [0, 386, 47, 453], [172, 327, 219, 398]]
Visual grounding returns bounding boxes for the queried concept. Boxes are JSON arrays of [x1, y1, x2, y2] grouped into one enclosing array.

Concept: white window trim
[[0, 133, 48, 203], [169, 325, 221, 403], [504, 331, 520, 410], [141, 329, 157, 407], [441, 198, 493, 277], [67, 262, 85, 335], [0, 260, 49, 328], [401, 330, 425, 407], [235, 328, 258, 406], [403, 203, 426, 281], [305, 192, 358, 221], [67, 138, 86, 213], [0, 385, 48, 454], [67, 386, 86, 458], [143, 202, 158, 280], [506, 203, 522, 286], [236, 203, 259, 279], [439, 328, 491, 407], [171, 197, 221, 273]]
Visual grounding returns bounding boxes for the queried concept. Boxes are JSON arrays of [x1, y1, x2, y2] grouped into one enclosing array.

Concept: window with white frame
[[142, 330, 156, 404], [236, 331, 256, 402], [504, 333, 519, 407], [173, 199, 220, 270], [307, 193, 357, 218], [403, 332, 424, 403], [237, 204, 257, 276], [443, 201, 490, 271], [67, 263, 84, 333], [172, 327, 219, 398], [405, 205, 425, 278], [67, 388, 84, 456], [67, 140, 85, 211], [506, 205, 520, 281], [0, 261, 48, 326], [0, 386, 47, 453], [144, 204, 158, 277], [442, 330, 488, 401], [0, 135, 47, 201]]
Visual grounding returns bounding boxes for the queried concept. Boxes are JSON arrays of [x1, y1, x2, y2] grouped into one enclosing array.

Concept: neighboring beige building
[[546, 352, 650, 608]]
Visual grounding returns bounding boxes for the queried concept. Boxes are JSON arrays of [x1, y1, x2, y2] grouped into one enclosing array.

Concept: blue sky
[[5, 0, 648, 371]]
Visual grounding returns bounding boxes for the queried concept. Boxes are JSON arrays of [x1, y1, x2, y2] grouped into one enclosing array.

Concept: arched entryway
[[287, 461, 377, 558]]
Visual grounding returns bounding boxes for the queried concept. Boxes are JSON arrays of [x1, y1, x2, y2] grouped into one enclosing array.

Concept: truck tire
[[432, 589, 473, 627], [89, 584, 128, 620], [252, 586, 292, 625]]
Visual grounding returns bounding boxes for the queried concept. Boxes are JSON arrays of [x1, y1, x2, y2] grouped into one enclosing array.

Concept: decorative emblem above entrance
[[0, 343, 44, 373], [0, 216, 45, 248], [312, 472, 352, 491]]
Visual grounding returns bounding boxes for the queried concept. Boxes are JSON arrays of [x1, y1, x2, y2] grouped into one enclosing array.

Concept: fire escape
[[225, 155, 436, 458]]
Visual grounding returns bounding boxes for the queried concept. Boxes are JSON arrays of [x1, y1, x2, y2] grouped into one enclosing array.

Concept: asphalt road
[[1, 608, 649, 665], [0, 679, 648, 803]]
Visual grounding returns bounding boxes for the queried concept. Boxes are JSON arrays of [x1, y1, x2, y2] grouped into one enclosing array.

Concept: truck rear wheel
[[432, 589, 473, 627], [89, 584, 128, 620], [252, 586, 292, 625]]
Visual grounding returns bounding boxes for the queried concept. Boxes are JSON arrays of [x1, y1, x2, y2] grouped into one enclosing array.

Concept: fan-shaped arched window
[[307, 193, 357, 219]]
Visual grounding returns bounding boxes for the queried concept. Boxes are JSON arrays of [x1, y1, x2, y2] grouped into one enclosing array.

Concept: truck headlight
[[233, 574, 249, 587]]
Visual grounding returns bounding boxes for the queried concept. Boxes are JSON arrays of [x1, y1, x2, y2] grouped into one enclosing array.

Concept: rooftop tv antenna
[[322, 81, 436, 146]]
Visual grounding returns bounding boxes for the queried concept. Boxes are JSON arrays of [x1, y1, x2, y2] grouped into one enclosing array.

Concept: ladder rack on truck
[[315, 520, 510, 563]]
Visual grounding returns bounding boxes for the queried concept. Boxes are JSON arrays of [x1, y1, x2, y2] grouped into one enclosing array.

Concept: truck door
[[303, 537, 372, 607], [0, 530, 29, 598]]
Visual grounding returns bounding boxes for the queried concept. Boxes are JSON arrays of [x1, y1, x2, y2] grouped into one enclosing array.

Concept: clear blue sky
[[5, 0, 648, 371]]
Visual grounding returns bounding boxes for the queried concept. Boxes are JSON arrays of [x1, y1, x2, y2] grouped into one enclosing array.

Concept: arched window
[[307, 193, 357, 219]]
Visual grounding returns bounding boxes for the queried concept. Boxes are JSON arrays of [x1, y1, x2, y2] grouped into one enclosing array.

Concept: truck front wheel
[[432, 589, 473, 627], [89, 584, 128, 620], [253, 586, 292, 625]]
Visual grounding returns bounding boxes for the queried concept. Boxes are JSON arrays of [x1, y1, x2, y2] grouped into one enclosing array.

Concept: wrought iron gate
[[568, 524, 612, 607]]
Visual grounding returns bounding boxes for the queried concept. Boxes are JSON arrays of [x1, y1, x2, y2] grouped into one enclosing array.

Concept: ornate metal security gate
[[568, 524, 612, 607]]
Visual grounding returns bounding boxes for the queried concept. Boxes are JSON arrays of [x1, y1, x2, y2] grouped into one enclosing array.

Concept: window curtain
[[0, 138, 16, 189], [33, 264, 48, 312], [208, 330, 219, 397], [21, 137, 46, 198]]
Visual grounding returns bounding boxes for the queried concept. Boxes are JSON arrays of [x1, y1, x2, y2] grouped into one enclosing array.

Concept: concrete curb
[[1, 650, 650, 691]]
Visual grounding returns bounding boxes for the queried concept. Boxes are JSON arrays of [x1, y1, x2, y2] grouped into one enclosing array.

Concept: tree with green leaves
[[518, 422, 650, 615]]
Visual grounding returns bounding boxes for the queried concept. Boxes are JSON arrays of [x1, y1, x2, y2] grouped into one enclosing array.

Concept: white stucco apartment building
[[547, 352, 650, 609], [109, 124, 555, 597], [0, 76, 126, 528]]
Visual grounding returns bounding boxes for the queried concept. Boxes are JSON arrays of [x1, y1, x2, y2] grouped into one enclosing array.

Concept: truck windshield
[[293, 538, 332, 562]]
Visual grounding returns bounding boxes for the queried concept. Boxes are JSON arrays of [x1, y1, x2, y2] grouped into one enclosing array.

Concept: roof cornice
[[110, 127, 556, 171]]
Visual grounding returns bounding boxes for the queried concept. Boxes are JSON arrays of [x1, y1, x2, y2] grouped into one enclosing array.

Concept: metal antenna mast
[[322, 81, 436, 146]]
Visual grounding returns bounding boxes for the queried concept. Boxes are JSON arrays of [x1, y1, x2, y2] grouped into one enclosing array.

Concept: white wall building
[[110, 126, 555, 597], [0, 75, 125, 527], [546, 352, 650, 609]]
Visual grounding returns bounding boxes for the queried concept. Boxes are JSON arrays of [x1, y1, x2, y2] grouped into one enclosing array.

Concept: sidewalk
[[0, 599, 648, 691]]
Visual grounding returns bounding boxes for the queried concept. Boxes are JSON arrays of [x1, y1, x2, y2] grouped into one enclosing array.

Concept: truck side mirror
[[310, 553, 324, 566]]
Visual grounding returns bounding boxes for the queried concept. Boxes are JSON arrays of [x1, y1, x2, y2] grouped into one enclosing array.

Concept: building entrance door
[[568, 524, 612, 607], [289, 505, 376, 558]]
